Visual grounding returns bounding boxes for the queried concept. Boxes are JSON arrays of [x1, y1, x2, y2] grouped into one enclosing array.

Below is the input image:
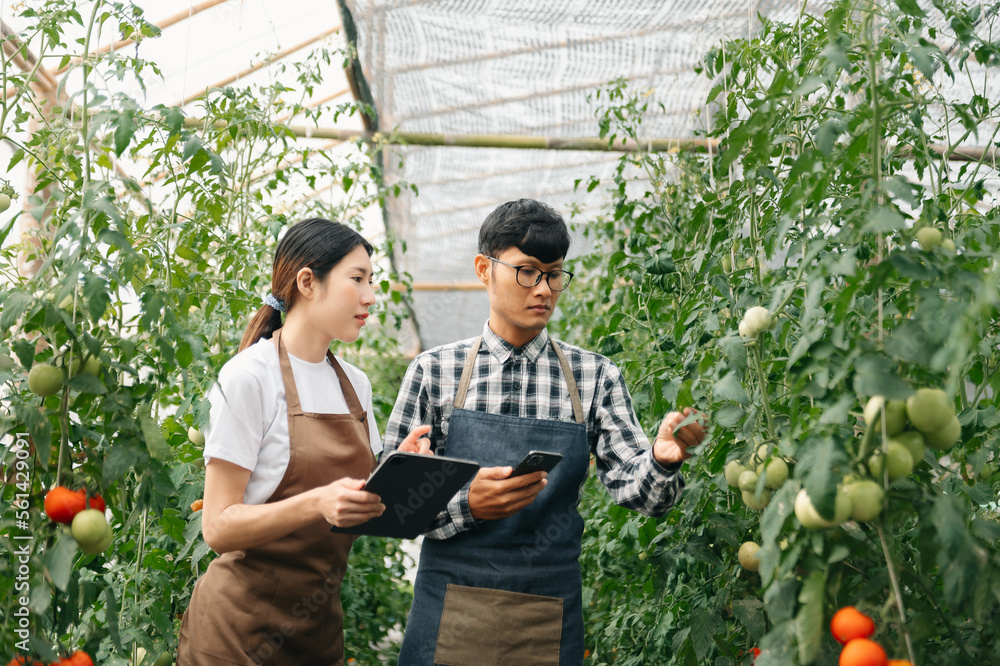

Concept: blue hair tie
[[264, 293, 286, 313]]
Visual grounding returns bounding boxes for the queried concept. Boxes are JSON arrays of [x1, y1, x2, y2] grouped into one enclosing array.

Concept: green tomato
[[942, 238, 956, 252], [742, 306, 772, 336], [724, 460, 749, 488], [863, 396, 907, 436], [0, 352, 14, 371], [868, 442, 914, 481], [738, 542, 761, 572], [889, 431, 925, 465], [905, 388, 954, 434], [845, 480, 884, 522], [0, 192, 11, 213], [738, 470, 759, 492], [152, 653, 174, 666], [742, 489, 772, 511], [916, 226, 943, 250], [757, 458, 789, 489], [71, 508, 111, 555], [188, 427, 206, 446], [923, 415, 961, 450], [28, 363, 64, 397], [794, 488, 851, 528]]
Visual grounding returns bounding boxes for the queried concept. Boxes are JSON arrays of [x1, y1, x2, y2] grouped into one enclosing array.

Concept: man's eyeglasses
[[486, 256, 574, 291]]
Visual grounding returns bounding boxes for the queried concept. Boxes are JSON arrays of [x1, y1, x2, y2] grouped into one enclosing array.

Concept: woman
[[177, 218, 430, 665]]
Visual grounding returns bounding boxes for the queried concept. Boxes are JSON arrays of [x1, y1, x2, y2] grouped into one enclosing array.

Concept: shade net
[[343, 0, 1000, 350]]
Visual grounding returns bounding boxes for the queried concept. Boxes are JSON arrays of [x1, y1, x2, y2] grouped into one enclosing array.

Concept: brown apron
[[177, 329, 375, 666]]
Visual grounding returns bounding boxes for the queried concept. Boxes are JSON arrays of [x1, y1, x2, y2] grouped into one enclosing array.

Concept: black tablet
[[330, 452, 480, 539]]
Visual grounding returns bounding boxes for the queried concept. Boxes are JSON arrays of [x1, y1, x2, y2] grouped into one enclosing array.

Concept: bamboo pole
[[177, 25, 342, 107], [1, 20, 59, 93], [171, 117, 1000, 162], [54, 0, 233, 74], [391, 281, 485, 292]]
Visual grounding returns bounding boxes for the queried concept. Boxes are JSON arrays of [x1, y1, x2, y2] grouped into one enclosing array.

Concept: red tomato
[[44, 487, 87, 524], [68, 651, 94, 666], [86, 494, 106, 512]]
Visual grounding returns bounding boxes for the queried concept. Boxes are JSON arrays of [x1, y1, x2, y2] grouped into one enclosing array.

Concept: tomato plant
[[557, 0, 1000, 663], [0, 2, 415, 663]]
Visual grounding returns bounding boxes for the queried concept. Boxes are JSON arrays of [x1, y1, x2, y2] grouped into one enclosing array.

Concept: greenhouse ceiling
[[2, 0, 996, 352]]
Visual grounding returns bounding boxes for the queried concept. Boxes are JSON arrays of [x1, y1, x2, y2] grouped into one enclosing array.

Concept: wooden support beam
[[178, 25, 342, 107], [172, 117, 1000, 163], [55, 0, 233, 74], [391, 281, 485, 292], [1, 20, 59, 93]]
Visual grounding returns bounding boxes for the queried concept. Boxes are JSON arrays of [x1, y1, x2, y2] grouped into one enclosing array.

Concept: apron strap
[[454, 334, 585, 424], [551, 341, 585, 425], [453, 336, 482, 411], [273, 328, 303, 415], [273, 328, 366, 423], [327, 351, 366, 423]]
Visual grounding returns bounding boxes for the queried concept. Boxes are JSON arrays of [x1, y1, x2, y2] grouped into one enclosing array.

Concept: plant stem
[[55, 387, 70, 486], [876, 522, 915, 663], [750, 344, 778, 441], [902, 566, 977, 665], [133, 506, 148, 661]]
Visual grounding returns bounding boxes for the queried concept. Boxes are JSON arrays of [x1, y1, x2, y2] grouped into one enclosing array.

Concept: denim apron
[[399, 336, 590, 666]]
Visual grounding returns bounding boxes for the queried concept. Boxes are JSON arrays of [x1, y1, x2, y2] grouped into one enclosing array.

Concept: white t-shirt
[[204, 337, 382, 505]]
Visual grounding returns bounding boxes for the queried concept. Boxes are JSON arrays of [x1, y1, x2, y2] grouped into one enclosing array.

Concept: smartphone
[[508, 450, 563, 478]]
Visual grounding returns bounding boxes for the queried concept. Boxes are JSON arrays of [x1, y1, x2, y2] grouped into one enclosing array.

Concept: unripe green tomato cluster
[[863, 389, 960, 485], [725, 444, 791, 512], [739, 306, 773, 340]]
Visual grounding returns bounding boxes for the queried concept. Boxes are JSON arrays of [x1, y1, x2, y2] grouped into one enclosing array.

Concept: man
[[383, 199, 706, 665]]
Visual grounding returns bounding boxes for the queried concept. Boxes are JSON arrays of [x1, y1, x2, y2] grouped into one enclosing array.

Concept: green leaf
[[139, 411, 173, 462], [896, 0, 926, 17], [714, 371, 750, 405], [813, 119, 843, 156], [713, 404, 745, 427], [599, 336, 624, 356], [0, 290, 34, 330], [820, 394, 853, 424], [733, 599, 766, 639], [761, 482, 798, 546], [65, 374, 107, 395], [795, 570, 825, 664], [797, 436, 846, 520], [161, 508, 186, 543], [688, 608, 724, 662], [44, 532, 78, 591], [113, 109, 137, 157], [793, 75, 824, 98], [104, 444, 147, 482], [644, 250, 675, 275], [862, 206, 905, 233], [852, 355, 912, 400], [103, 585, 124, 652]]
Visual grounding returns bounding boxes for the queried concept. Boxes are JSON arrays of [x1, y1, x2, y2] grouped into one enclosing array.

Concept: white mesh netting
[[343, 0, 999, 350]]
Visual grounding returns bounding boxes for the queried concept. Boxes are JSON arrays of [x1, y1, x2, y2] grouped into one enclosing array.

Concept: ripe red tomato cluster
[[43, 487, 105, 525], [6, 652, 92, 666], [831, 607, 914, 666]]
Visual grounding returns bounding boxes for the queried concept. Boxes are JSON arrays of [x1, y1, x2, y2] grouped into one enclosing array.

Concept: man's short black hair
[[478, 199, 571, 264]]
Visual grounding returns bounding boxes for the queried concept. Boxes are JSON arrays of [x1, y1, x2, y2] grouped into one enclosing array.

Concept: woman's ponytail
[[239, 305, 284, 352]]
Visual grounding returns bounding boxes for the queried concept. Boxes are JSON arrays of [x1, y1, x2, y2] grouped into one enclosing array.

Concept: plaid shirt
[[382, 321, 684, 540]]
